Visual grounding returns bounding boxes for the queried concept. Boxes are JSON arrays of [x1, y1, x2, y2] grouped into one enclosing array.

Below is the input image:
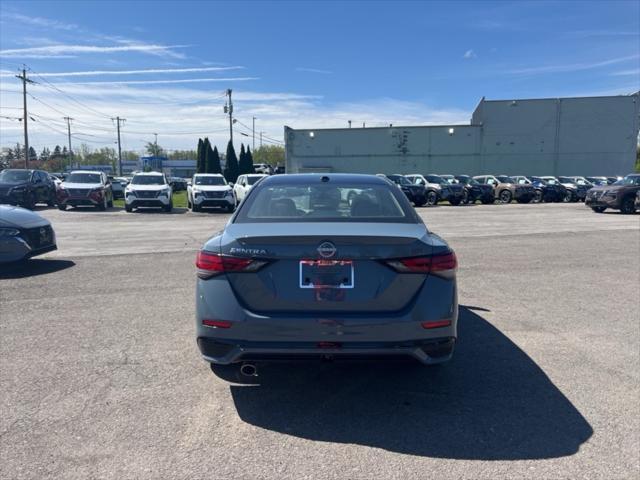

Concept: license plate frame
[[299, 260, 354, 289]]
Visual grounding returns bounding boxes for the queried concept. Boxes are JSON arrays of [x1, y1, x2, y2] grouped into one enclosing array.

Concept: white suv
[[187, 174, 236, 212], [125, 172, 173, 212], [233, 174, 268, 203]]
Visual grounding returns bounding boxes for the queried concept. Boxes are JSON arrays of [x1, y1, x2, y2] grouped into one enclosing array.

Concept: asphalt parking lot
[[1, 203, 639, 479]]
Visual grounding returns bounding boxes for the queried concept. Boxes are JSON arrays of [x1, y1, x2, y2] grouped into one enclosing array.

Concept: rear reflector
[[202, 319, 232, 328], [421, 320, 452, 329], [385, 251, 457, 278], [196, 251, 267, 279]]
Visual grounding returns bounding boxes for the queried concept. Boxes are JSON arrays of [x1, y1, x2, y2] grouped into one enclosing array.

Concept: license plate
[[299, 260, 354, 289]]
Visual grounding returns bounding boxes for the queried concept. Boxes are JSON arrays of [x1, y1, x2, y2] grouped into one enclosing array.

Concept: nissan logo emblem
[[317, 241, 337, 258]]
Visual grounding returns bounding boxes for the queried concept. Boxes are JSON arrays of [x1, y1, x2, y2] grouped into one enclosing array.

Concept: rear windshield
[[67, 173, 101, 183], [131, 175, 165, 185], [235, 183, 418, 223], [195, 176, 226, 185], [246, 175, 264, 185], [0, 170, 31, 182]]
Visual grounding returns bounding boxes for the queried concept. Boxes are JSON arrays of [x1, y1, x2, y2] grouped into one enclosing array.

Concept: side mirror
[[229, 182, 234, 187]]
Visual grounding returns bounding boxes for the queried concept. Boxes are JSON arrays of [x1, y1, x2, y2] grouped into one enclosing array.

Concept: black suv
[[0, 169, 56, 209], [385, 174, 428, 207], [454, 175, 494, 204]]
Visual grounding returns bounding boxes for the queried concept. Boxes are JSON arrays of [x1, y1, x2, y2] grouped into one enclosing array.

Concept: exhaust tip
[[240, 363, 257, 377]]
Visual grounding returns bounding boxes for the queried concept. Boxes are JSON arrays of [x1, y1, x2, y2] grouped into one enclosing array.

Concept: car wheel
[[164, 200, 173, 213], [125, 205, 133, 212], [425, 191, 437, 206], [532, 190, 543, 203], [57, 204, 67, 211], [591, 206, 606, 213], [499, 190, 512, 204], [461, 190, 469, 205], [97, 197, 107, 211], [563, 191, 573, 203], [620, 196, 635, 214], [192, 203, 200, 212]]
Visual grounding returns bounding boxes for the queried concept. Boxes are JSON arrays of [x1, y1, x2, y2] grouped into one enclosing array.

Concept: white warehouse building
[[285, 93, 640, 176]]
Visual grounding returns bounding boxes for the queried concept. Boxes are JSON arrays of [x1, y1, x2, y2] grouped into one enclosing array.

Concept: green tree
[[211, 146, 222, 173], [28, 146, 37, 162], [253, 145, 284, 166], [238, 143, 247, 174], [223, 141, 239, 183], [39, 147, 50, 162], [245, 145, 254, 173], [205, 140, 221, 174], [14, 143, 23, 161], [145, 142, 164, 157], [196, 138, 204, 173]]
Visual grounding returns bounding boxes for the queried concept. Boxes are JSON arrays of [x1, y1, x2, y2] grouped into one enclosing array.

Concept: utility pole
[[252, 116, 256, 151], [64, 116, 74, 169], [16, 68, 35, 168], [225, 89, 233, 146], [112, 117, 126, 176]]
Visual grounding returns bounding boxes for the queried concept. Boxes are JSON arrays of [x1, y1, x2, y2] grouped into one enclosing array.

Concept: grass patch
[[114, 190, 188, 209]]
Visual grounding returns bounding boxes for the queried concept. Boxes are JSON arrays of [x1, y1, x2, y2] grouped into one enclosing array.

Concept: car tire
[[97, 197, 107, 211], [226, 204, 235, 213], [532, 190, 543, 203], [591, 206, 606, 213], [125, 205, 133, 212], [620, 196, 635, 214], [498, 190, 512, 204], [425, 191, 437, 206], [192, 203, 200, 212], [57, 204, 67, 211], [461, 190, 469, 205], [108, 198, 113, 208], [164, 201, 173, 213], [563, 191, 573, 203]]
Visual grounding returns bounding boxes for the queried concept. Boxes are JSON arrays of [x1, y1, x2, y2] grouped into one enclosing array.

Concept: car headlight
[[0, 227, 20, 237], [126, 189, 136, 196]]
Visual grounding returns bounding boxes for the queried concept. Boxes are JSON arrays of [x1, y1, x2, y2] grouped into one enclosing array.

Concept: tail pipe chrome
[[239, 363, 257, 377]]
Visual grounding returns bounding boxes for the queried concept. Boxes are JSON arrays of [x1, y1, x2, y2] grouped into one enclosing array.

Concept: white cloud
[[0, 66, 244, 78], [463, 49, 477, 59], [0, 43, 189, 59], [610, 69, 640, 77], [296, 67, 333, 74], [0, 12, 79, 31], [507, 54, 640, 75], [59, 77, 259, 86]]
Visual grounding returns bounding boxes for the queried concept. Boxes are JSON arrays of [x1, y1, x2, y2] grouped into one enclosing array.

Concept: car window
[[131, 175, 166, 185], [246, 175, 263, 185], [195, 176, 226, 185], [66, 173, 102, 183], [236, 183, 416, 223]]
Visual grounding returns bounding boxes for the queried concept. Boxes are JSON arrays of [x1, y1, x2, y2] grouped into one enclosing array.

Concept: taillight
[[385, 251, 457, 279], [196, 251, 267, 279], [202, 319, 232, 328]]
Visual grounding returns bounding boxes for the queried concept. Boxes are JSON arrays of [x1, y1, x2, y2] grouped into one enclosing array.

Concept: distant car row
[[377, 173, 634, 208]]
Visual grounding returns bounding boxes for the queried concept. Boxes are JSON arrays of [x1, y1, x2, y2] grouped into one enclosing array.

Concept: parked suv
[[233, 174, 268, 203], [585, 174, 640, 214], [539, 176, 576, 202], [0, 169, 56, 209], [558, 176, 590, 201], [385, 174, 429, 206], [58, 170, 113, 210], [125, 172, 173, 212], [187, 174, 236, 212], [454, 175, 495, 204], [496, 175, 536, 203], [473, 175, 516, 203]]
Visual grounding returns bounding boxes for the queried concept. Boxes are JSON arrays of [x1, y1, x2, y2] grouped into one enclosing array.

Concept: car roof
[[134, 171, 163, 176], [194, 173, 223, 177], [69, 170, 103, 174], [259, 173, 389, 186]]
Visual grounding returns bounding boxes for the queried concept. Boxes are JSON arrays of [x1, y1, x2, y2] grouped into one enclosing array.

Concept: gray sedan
[[0, 205, 57, 263], [195, 174, 458, 380]]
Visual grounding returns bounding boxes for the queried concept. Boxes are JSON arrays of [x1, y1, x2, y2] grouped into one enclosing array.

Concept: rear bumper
[[198, 337, 455, 365], [196, 275, 458, 365]]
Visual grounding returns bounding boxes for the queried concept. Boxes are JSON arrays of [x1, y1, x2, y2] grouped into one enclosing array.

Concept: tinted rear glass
[[0, 170, 31, 182], [235, 183, 417, 223], [246, 175, 264, 185], [67, 173, 101, 183], [195, 176, 226, 185], [131, 175, 165, 185]]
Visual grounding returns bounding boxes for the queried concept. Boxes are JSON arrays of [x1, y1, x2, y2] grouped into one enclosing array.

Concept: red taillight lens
[[196, 251, 267, 279], [202, 319, 232, 328], [386, 252, 457, 278], [421, 320, 452, 329]]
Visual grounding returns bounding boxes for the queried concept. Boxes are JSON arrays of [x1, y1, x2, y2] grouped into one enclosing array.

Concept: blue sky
[[1, 0, 638, 152]]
